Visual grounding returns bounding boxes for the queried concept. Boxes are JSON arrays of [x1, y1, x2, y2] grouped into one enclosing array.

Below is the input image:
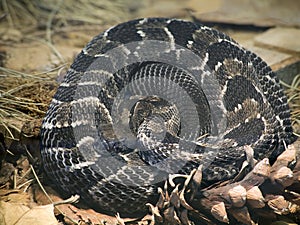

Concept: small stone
[[255, 27, 300, 53], [242, 40, 291, 68]]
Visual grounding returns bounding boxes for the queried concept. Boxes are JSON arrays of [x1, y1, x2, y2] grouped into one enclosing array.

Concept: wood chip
[[272, 166, 294, 187], [228, 185, 247, 207], [179, 209, 191, 225], [192, 165, 203, 187], [146, 203, 163, 223], [163, 206, 181, 225], [268, 195, 290, 215], [170, 185, 181, 208], [210, 202, 229, 223], [277, 145, 296, 163], [229, 206, 254, 225], [179, 188, 194, 211], [252, 158, 270, 177], [156, 187, 165, 210]]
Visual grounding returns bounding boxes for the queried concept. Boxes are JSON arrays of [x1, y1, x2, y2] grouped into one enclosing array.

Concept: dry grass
[[0, 66, 59, 138], [0, 0, 138, 140], [1, 0, 137, 30], [281, 74, 300, 137]]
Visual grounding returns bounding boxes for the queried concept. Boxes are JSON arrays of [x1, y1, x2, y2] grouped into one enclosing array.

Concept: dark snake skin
[[40, 18, 296, 216]]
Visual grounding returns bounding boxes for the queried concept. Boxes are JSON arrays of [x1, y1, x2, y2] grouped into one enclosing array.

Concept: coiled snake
[[40, 18, 296, 216]]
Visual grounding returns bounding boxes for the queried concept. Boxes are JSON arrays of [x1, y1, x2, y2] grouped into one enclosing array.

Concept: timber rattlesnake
[[40, 18, 296, 216]]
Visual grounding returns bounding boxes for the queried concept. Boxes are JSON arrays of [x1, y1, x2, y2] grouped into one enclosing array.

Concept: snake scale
[[40, 18, 296, 216]]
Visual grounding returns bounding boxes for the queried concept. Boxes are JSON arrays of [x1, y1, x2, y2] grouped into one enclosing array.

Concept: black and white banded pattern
[[40, 18, 296, 216]]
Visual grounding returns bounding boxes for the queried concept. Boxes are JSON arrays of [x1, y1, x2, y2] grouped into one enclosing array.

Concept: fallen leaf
[[0, 201, 58, 225], [0, 201, 29, 225], [1, 191, 31, 203]]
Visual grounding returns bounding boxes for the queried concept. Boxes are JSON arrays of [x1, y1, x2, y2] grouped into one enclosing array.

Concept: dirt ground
[[0, 1, 300, 225]]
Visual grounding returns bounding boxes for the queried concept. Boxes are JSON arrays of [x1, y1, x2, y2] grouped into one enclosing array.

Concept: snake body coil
[[40, 18, 296, 216]]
